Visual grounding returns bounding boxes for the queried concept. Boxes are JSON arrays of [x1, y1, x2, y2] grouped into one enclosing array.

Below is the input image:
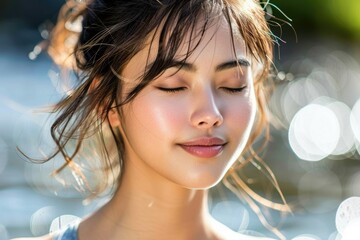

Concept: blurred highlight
[[336, 197, 360, 240], [270, 50, 360, 162]]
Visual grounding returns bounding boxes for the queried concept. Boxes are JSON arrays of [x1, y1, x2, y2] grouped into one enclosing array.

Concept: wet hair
[[38, 0, 289, 237]]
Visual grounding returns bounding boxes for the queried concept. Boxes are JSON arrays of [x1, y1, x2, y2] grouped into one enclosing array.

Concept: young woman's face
[[116, 17, 256, 189]]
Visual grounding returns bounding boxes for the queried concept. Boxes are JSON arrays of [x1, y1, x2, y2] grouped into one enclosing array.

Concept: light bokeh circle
[[289, 103, 340, 161], [30, 206, 57, 236], [326, 101, 355, 155], [336, 197, 360, 235], [350, 98, 360, 144], [340, 218, 360, 240]]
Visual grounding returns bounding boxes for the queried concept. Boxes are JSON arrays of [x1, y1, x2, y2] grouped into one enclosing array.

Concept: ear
[[90, 77, 121, 128], [108, 108, 121, 128]]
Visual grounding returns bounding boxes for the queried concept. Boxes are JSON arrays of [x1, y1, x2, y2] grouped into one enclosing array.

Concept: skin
[[13, 16, 274, 240], [115, 20, 256, 191]]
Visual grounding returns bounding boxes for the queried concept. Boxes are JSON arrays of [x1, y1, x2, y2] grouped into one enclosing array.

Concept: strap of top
[[52, 220, 80, 240]]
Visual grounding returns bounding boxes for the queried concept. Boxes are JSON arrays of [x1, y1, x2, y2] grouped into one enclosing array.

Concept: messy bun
[[48, 0, 87, 68]]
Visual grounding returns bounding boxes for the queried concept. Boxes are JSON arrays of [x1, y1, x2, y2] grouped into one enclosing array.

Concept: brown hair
[[36, 0, 289, 238]]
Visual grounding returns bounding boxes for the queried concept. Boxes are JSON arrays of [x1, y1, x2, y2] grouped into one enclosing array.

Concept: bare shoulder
[[11, 234, 53, 240]]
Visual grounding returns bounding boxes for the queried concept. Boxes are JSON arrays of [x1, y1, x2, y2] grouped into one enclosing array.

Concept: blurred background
[[1, 0, 360, 239]]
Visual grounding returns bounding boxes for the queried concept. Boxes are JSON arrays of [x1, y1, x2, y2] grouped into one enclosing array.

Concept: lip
[[178, 137, 227, 158]]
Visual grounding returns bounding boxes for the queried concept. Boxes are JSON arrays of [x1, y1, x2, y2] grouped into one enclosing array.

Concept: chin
[[179, 171, 225, 190]]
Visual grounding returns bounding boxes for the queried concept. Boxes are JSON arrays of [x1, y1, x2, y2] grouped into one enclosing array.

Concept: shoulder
[[11, 235, 53, 240]]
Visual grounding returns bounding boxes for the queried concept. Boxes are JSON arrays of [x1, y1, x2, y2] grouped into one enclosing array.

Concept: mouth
[[178, 137, 227, 158]]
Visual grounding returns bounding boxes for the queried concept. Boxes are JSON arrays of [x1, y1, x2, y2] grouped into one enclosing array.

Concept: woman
[[15, 0, 289, 239]]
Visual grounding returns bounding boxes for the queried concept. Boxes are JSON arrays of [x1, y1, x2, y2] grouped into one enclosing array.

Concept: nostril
[[197, 117, 222, 127], [190, 101, 224, 128]]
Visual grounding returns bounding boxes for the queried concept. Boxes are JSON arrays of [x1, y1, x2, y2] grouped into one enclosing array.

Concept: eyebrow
[[168, 58, 251, 72]]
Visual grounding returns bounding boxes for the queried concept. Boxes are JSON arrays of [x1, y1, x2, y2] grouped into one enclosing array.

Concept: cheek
[[221, 96, 256, 169], [125, 95, 187, 141], [226, 96, 257, 139]]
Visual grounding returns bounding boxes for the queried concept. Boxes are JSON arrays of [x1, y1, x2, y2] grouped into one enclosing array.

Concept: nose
[[190, 88, 224, 129]]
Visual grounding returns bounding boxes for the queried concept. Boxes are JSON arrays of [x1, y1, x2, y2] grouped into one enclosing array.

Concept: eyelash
[[221, 86, 247, 94], [157, 86, 247, 94], [157, 87, 186, 93]]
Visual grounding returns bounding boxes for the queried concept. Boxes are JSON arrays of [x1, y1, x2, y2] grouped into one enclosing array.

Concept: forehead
[[122, 14, 248, 80]]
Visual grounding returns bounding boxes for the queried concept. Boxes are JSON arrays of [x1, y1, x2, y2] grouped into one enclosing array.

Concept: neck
[[80, 158, 214, 240]]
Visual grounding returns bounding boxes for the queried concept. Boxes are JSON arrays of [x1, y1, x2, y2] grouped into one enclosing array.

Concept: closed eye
[[221, 86, 247, 94], [157, 87, 187, 93]]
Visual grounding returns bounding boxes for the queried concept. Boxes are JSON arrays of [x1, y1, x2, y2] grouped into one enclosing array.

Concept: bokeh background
[[1, 1, 360, 239]]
